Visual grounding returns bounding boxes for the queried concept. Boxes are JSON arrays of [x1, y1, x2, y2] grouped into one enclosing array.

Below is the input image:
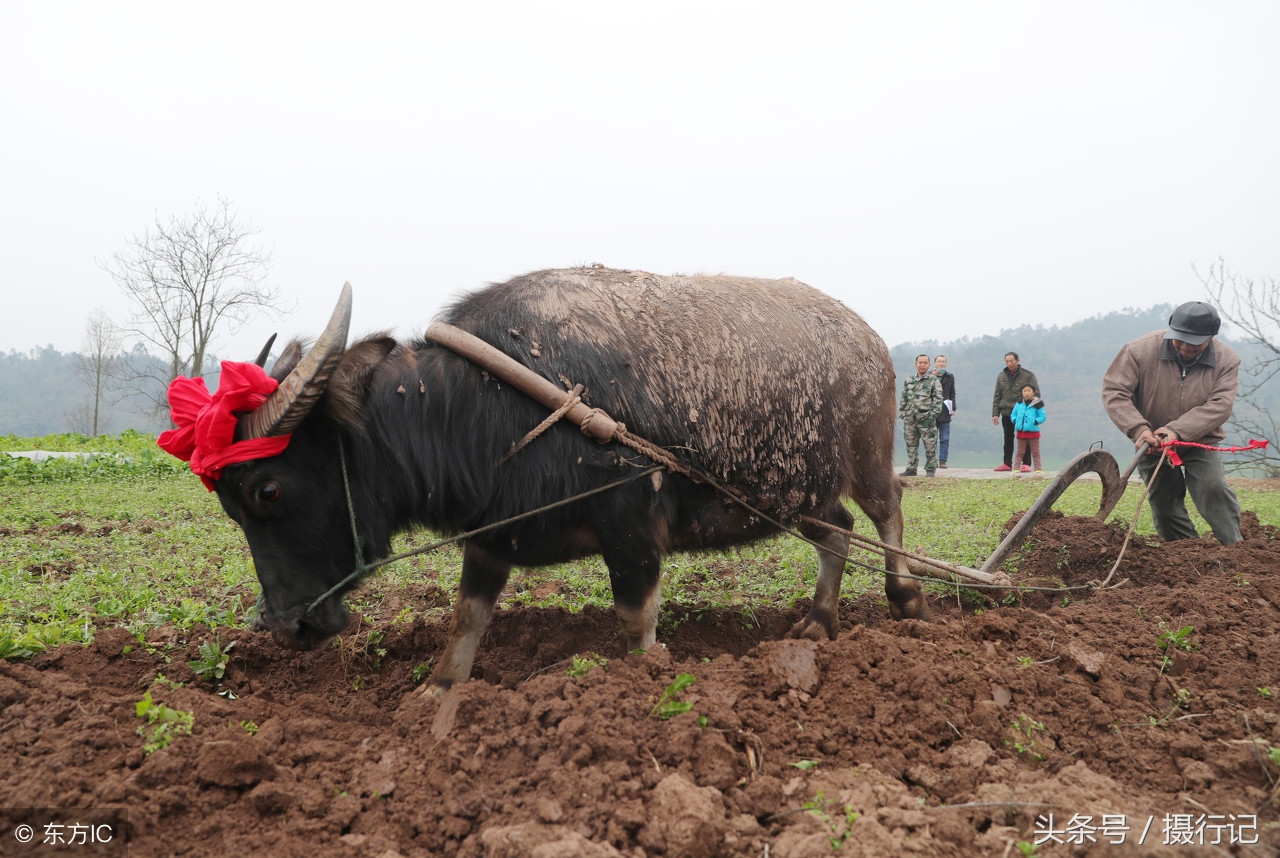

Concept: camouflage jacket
[[899, 373, 943, 426]]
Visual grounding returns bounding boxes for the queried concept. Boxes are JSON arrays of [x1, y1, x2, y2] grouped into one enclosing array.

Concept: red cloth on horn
[[156, 361, 292, 491]]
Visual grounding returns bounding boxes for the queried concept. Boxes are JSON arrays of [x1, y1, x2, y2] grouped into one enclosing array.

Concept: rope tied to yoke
[[503, 384, 585, 462]]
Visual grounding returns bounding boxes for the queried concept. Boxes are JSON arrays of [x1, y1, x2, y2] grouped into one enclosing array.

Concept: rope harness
[[300, 329, 1268, 619]]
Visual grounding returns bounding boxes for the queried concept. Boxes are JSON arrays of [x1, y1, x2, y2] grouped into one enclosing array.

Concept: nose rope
[[339, 439, 368, 587]]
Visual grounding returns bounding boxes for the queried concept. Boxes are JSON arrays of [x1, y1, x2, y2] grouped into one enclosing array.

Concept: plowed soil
[[3, 508, 1279, 857]]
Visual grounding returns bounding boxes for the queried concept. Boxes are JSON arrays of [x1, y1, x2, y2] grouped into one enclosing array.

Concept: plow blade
[[979, 448, 1132, 575]]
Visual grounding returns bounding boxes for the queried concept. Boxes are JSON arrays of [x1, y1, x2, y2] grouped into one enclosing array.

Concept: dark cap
[[1164, 301, 1221, 346]]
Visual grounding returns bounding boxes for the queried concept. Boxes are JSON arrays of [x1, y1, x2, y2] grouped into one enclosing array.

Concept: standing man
[[991, 352, 1039, 472], [900, 354, 943, 477], [1102, 301, 1241, 545], [933, 355, 956, 469]]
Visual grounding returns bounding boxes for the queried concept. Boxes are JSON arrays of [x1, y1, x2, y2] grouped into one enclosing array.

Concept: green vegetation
[[567, 653, 608, 677], [0, 430, 187, 484], [1156, 623, 1197, 675], [188, 638, 236, 683], [801, 790, 859, 851], [135, 689, 194, 754], [2, 431, 1278, 661], [651, 673, 696, 720], [1007, 714, 1047, 761]]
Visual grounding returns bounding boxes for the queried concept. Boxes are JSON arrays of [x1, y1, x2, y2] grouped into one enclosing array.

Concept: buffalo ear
[[324, 335, 397, 430]]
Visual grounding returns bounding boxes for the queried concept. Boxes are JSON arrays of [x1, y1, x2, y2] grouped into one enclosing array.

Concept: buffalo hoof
[[418, 681, 454, 700], [888, 594, 931, 622], [785, 615, 838, 642]]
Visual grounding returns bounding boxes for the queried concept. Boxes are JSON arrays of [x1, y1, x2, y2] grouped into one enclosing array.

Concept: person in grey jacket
[[1101, 301, 1242, 545], [991, 352, 1039, 471]]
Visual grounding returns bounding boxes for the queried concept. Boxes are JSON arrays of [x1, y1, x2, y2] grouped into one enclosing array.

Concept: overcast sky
[[3, 2, 1277, 366]]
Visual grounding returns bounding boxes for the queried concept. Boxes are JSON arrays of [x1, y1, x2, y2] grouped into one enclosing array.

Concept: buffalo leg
[[788, 505, 854, 640], [424, 541, 511, 694], [598, 535, 663, 653], [851, 484, 930, 621]]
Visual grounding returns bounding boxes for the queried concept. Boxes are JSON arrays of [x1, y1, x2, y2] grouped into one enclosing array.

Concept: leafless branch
[[1196, 258, 1280, 476], [99, 198, 292, 425], [71, 308, 123, 436]]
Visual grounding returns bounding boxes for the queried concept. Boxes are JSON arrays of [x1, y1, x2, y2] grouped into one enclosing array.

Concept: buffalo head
[[215, 285, 397, 650]]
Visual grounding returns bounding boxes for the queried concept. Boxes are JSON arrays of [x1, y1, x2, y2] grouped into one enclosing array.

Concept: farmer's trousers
[[903, 419, 938, 472], [937, 421, 951, 464], [1137, 446, 1241, 546]]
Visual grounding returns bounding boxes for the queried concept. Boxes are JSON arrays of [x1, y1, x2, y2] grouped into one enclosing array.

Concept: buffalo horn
[[252, 333, 278, 368], [236, 283, 353, 440]]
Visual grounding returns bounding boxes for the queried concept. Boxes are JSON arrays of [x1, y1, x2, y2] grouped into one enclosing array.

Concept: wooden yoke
[[424, 322, 620, 444]]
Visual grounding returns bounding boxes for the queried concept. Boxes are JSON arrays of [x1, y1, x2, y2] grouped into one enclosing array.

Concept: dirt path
[[2, 511, 1278, 857]]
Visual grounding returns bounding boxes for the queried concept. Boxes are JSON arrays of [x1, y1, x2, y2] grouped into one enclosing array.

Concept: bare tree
[[1197, 258, 1280, 477], [71, 308, 122, 436], [101, 198, 290, 419]]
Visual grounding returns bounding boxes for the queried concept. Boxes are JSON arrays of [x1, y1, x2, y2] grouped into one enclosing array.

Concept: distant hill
[[0, 346, 170, 437], [4, 307, 1275, 468], [889, 305, 1277, 470]]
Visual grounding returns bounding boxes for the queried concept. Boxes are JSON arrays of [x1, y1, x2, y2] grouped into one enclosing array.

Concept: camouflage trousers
[[903, 418, 939, 472]]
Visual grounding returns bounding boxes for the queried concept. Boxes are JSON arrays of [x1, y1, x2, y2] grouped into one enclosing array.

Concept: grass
[[3, 432, 1279, 657]]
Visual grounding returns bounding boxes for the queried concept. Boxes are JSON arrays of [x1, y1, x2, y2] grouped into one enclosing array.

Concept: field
[[2, 433, 1279, 857]]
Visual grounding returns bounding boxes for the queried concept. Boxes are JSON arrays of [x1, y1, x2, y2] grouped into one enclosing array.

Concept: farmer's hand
[[1135, 428, 1161, 453], [992, 416, 999, 425], [1154, 427, 1178, 446]]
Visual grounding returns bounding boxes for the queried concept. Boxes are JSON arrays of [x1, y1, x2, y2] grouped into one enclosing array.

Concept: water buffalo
[[196, 267, 928, 691]]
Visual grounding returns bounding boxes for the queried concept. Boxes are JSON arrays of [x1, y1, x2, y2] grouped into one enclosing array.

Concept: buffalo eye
[[255, 481, 282, 504]]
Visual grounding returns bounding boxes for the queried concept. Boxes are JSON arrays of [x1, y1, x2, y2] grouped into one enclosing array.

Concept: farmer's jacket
[[1010, 399, 1046, 436], [991, 366, 1039, 418], [1101, 330, 1240, 445], [935, 370, 956, 424], [899, 372, 943, 427]]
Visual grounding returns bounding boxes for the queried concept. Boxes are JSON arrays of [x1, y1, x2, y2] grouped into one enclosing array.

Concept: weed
[[411, 662, 432, 684], [1053, 545, 1071, 569], [1260, 687, 1272, 698], [1007, 714, 1047, 761], [791, 759, 820, 771], [188, 638, 235, 683], [334, 628, 388, 674], [1144, 688, 1192, 727], [1157, 624, 1197, 653], [1017, 656, 1034, 667], [567, 652, 607, 677], [0, 630, 44, 661], [1156, 624, 1197, 674], [802, 790, 859, 850], [1017, 841, 1039, 857], [651, 673, 696, 720], [134, 690, 194, 754], [152, 672, 183, 691], [237, 720, 258, 735]]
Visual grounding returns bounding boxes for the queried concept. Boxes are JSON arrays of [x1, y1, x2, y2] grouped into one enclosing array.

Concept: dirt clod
[[2, 513, 1279, 855]]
